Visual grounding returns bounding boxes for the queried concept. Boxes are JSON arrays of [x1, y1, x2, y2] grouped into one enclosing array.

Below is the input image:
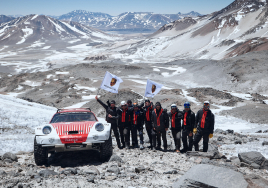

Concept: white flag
[[100, 71, 123, 93], [144, 79, 163, 98]]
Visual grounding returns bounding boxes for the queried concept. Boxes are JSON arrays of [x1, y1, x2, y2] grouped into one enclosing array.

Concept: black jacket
[[195, 109, 214, 134], [97, 99, 118, 124], [143, 103, 154, 122], [152, 108, 169, 132], [182, 110, 195, 132], [168, 110, 183, 131], [131, 110, 144, 129], [117, 107, 132, 128]]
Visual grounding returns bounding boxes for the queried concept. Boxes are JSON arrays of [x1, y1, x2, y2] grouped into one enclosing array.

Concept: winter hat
[[155, 102, 161, 107], [171, 104, 177, 109], [110, 100, 116, 104], [121, 101, 126, 106], [145, 99, 151, 103], [184, 102, 191, 108]]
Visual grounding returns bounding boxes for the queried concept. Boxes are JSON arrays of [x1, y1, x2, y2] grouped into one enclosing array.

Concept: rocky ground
[[0, 129, 268, 188]]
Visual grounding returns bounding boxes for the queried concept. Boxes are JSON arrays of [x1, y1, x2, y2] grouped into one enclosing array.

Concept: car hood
[[50, 121, 96, 144]]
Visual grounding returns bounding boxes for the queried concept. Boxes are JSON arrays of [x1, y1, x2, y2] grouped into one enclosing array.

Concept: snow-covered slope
[[123, 0, 268, 60], [0, 94, 56, 154], [57, 10, 202, 32], [0, 15, 15, 25], [0, 14, 116, 46]]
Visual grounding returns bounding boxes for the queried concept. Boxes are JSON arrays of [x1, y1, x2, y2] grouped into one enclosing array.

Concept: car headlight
[[95, 123, 104, 132], [42, 126, 52, 135]]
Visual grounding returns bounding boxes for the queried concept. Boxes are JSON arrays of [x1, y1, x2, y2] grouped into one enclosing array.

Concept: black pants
[[171, 130, 181, 150], [131, 125, 137, 146], [182, 130, 193, 151], [119, 126, 125, 147], [152, 129, 167, 149], [111, 123, 121, 147], [123, 127, 131, 147], [193, 131, 209, 152], [145, 121, 152, 146], [137, 126, 144, 144]]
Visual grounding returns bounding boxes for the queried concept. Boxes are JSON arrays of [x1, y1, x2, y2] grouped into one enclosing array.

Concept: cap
[[184, 102, 191, 108], [121, 101, 126, 106], [171, 104, 177, 108], [204, 101, 210, 104], [110, 100, 115, 104]]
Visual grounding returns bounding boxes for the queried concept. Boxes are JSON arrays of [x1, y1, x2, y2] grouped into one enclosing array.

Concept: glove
[[209, 134, 213, 139], [193, 128, 197, 134]]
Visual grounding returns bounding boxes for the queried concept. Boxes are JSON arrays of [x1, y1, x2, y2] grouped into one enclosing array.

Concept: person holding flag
[[95, 96, 121, 149], [193, 101, 215, 152], [181, 102, 195, 153], [168, 104, 183, 153], [151, 102, 169, 152]]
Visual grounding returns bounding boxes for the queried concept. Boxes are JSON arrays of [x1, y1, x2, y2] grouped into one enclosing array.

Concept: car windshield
[[50, 112, 97, 123]]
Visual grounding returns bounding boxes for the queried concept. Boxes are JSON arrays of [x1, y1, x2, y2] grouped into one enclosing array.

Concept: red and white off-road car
[[34, 108, 112, 166]]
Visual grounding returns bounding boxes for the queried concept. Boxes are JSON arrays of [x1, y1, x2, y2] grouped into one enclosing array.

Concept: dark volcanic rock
[[135, 166, 146, 173], [238, 151, 266, 166], [173, 164, 248, 188], [39, 169, 58, 177]]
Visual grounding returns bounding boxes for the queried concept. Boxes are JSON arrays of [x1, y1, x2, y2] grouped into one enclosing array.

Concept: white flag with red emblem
[[144, 79, 163, 98], [100, 71, 123, 93]]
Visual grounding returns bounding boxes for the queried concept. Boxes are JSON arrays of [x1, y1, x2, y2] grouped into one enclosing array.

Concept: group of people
[[95, 96, 214, 153]]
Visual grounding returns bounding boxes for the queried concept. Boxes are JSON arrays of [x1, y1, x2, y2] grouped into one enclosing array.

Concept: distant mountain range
[[0, 14, 115, 46], [123, 0, 268, 59], [54, 10, 202, 33], [1, 10, 202, 33]]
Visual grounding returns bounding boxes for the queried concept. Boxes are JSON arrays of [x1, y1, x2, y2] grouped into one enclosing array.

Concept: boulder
[[234, 140, 242, 144], [108, 154, 124, 163], [214, 129, 224, 134], [226, 129, 234, 134], [2, 152, 18, 162], [173, 164, 248, 188], [238, 151, 266, 166], [39, 170, 58, 178], [107, 166, 120, 175], [135, 166, 146, 173], [83, 167, 100, 175], [60, 168, 77, 175], [244, 174, 268, 188], [255, 130, 262, 133], [0, 170, 7, 176], [262, 141, 268, 146]]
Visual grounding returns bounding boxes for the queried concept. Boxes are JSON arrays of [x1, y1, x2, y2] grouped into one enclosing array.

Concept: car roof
[[56, 108, 92, 113]]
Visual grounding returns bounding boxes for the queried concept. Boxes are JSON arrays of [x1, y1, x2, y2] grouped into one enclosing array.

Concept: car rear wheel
[[34, 137, 48, 166], [100, 135, 113, 162]]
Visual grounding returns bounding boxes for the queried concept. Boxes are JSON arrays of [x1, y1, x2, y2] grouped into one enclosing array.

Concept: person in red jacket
[[193, 101, 214, 152], [117, 101, 132, 149], [131, 103, 145, 149], [151, 102, 169, 152], [143, 99, 154, 148], [181, 102, 195, 153], [168, 104, 183, 153]]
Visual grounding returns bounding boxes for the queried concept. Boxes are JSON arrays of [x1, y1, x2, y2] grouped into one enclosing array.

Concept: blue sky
[[1, 0, 234, 16]]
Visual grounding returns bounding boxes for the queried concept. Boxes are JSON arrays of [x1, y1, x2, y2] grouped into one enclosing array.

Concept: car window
[[50, 112, 96, 123]]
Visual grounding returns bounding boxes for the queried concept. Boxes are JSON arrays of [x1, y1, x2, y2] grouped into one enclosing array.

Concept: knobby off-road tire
[[34, 137, 48, 166], [100, 135, 113, 162]]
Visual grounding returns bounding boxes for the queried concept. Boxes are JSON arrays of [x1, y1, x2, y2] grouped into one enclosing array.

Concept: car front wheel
[[99, 135, 113, 162], [34, 137, 48, 166]]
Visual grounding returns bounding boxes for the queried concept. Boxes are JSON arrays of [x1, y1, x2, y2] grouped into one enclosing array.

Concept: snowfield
[[0, 94, 56, 155]]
